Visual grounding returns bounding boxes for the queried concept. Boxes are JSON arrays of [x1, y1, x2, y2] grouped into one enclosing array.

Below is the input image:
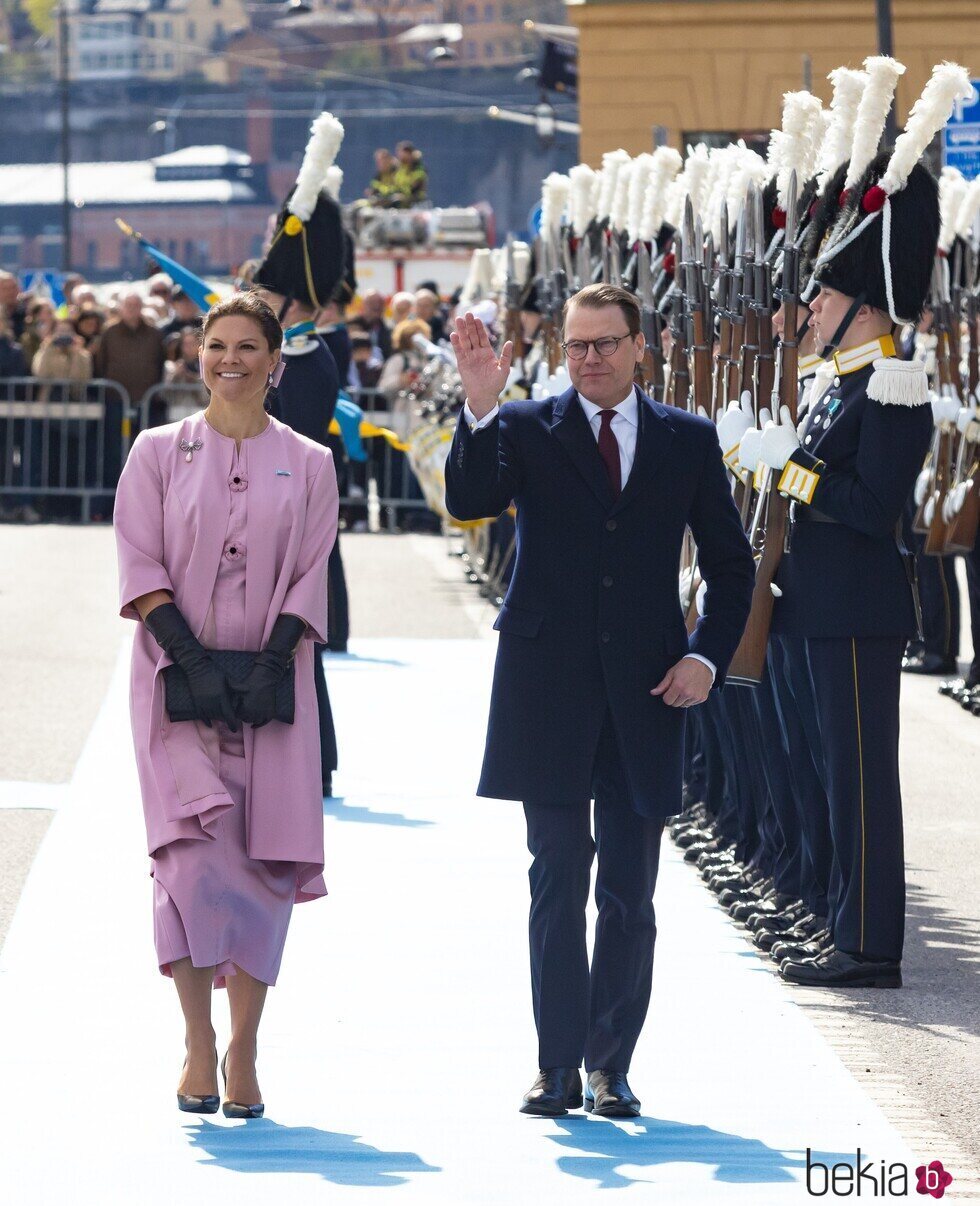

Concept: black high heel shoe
[[220, 1050, 265, 1119], [177, 1049, 220, 1114]]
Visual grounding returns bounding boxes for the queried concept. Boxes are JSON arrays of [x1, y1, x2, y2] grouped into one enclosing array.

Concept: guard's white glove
[[737, 427, 763, 473], [716, 391, 754, 456], [678, 565, 695, 609], [914, 466, 931, 506], [946, 481, 970, 518], [759, 405, 801, 471], [956, 406, 980, 441], [924, 494, 936, 526], [931, 391, 960, 427]]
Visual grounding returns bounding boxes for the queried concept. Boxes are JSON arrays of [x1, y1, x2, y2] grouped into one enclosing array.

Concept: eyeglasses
[[561, 334, 633, 360]]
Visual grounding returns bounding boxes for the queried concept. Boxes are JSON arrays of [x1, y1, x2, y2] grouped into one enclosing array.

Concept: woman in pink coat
[[114, 292, 338, 1118]]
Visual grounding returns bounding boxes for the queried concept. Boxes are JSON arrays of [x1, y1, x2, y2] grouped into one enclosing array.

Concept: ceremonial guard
[[752, 64, 972, 986], [252, 113, 350, 797]]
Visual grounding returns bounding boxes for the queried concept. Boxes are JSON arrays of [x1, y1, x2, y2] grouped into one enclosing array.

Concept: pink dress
[[153, 429, 296, 988], [114, 413, 339, 991]]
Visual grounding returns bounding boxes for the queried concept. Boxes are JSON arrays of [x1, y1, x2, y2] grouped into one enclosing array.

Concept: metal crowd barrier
[[0, 376, 438, 526], [0, 377, 132, 522]]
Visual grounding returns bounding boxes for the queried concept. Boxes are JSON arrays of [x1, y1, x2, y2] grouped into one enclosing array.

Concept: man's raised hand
[[451, 313, 513, 420]]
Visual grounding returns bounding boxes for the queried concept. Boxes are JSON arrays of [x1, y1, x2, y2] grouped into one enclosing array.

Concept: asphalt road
[[0, 524, 976, 1177]]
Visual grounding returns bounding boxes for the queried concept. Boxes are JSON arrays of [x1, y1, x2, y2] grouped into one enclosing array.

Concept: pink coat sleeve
[[281, 448, 339, 644], [113, 433, 176, 621]]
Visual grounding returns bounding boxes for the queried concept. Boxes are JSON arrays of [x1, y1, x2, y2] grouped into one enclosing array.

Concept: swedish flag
[[115, 219, 223, 311]]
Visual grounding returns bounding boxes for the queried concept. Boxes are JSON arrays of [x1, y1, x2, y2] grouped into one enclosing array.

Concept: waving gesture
[[450, 313, 513, 420]]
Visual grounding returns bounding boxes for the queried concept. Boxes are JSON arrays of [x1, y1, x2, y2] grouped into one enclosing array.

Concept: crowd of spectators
[[0, 267, 456, 522]]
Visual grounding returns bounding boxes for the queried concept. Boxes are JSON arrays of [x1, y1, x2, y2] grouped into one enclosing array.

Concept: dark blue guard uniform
[[772, 335, 932, 969]]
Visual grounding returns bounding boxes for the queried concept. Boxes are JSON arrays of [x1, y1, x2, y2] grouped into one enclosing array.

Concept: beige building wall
[[570, 0, 980, 163]]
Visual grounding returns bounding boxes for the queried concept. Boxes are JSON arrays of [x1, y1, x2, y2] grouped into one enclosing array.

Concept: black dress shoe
[[520, 1068, 583, 1116], [780, 949, 901, 988], [771, 934, 833, 963], [585, 1070, 641, 1118], [902, 653, 957, 675]]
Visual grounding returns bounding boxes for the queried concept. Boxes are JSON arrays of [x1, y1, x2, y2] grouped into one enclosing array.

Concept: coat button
[[601, 631, 611, 643], [605, 519, 617, 532], [602, 575, 613, 588], [804, 435, 812, 445]]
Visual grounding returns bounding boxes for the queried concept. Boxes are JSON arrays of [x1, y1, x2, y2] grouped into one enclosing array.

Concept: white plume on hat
[[844, 56, 906, 191], [667, 143, 711, 226], [639, 146, 682, 241], [568, 163, 598, 237], [627, 153, 655, 243], [460, 247, 493, 306], [323, 165, 343, 201], [596, 150, 631, 222], [511, 241, 532, 286], [775, 91, 824, 209], [610, 157, 635, 231], [939, 166, 968, 252], [878, 62, 972, 197], [815, 67, 868, 195], [540, 172, 571, 233], [954, 175, 980, 239], [727, 146, 769, 222], [289, 112, 345, 221]]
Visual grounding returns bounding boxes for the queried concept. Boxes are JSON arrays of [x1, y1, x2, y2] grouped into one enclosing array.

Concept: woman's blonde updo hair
[[392, 318, 431, 352], [202, 292, 283, 352]]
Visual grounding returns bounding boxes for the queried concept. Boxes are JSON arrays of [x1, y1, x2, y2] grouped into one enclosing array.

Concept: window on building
[[187, 20, 196, 39], [183, 240, 196, 268], [465, 42, 476, 59], [163, 20, 172, 37], [146, 20, 154, 35], [485, 43, 495, 59], [0, 226, 21, 271], [40, 226, 61, 270], [164, 53, 173, 68], [81, 53, 92, 69], [86, 241, 98, 271], [97, 53, 107, 68], [483, 2, 493, 18], [211, 0, 220, 8], [147, 52, 156, 67]]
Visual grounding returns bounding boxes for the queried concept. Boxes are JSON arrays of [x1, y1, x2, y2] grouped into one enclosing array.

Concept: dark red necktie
[[597, 409, 622, 499]]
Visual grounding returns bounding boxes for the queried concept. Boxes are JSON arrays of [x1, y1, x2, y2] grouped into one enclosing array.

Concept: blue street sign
[[943, 79, 980, 179]]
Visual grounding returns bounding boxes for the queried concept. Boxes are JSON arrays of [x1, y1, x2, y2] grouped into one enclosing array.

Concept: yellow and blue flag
[[115, 218, 222, 311]]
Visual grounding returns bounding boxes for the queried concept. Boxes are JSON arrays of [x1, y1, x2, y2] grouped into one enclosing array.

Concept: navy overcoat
[[445, 386, 754, 816]]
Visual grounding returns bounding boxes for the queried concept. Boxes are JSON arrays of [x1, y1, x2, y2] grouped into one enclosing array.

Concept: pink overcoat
[[114, 413, 338, 901]]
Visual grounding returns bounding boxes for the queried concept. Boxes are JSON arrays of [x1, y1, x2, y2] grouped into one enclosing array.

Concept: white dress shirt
[[462, 388, 716, 682]]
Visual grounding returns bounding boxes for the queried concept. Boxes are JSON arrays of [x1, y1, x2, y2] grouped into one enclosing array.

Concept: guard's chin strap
[[795, 308, 812, 344], [819, 292, 866, 361], [277, 295, 293, 324]]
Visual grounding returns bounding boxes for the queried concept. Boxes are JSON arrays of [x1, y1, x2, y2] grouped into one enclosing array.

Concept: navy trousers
[[806, 636, 906, 962], [524, 712, 664, 1074], [773, 635, 836, 921]]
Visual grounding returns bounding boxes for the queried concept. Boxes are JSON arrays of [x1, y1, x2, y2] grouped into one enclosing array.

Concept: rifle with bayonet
[[502, 236, 526, 366], [682, 197, 713, 418], [663, 236, 689, 408], [727, 171, 801, 686], [635, 242, 667, 401], [922, 253, 959, 554], [712, 202, 734, 422], [943, 240, 980, 553]]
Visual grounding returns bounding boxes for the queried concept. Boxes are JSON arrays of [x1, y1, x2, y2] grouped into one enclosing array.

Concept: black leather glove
[[233, 613, 306, 727], [144, 602, 239, 731]]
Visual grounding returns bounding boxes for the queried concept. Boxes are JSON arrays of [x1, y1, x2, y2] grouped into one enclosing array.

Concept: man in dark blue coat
[[445, 284, 754, 1118]]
